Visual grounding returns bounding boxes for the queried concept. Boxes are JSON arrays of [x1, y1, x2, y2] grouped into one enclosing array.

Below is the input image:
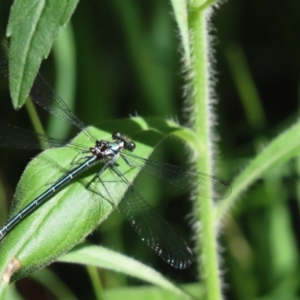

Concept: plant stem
[[188, 5, 222, 300], [86, 265, 104, 300]]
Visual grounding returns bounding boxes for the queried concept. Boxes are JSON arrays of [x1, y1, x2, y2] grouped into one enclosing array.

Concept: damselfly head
[[126, 141, 136, 152], [112, 132, 136, 152]]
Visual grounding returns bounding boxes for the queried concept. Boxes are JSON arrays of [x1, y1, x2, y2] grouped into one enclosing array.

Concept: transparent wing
[[29, 74, 95, 141], [0, 44, 95, 142], [122, 152, 231, 200], [0, 122, 85, 150], [110, 166, 193, 269]]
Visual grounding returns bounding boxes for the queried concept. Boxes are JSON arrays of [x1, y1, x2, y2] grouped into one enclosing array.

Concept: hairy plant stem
[[188, 5, 222, 300]]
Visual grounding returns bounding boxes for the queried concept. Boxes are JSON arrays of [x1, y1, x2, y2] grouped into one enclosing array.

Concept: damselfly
[[0, 47, 231, 268]]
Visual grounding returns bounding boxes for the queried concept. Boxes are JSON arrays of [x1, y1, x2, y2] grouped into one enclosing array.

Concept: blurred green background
[[0, 0, 300, 299]]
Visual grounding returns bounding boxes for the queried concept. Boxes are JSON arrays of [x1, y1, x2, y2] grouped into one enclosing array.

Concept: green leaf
[[217, 120, 300, 220], [103, 283, 201, 300], [169, 0, 191, 69], [49, 23, 77, 139], [6, 0, 79, 108], [0, 117, 187, 286], [59, 244, 194, 300]]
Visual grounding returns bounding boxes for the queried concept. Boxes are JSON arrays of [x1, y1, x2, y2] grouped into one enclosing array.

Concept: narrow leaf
[[217, 121, 300, 219], [0, 117, 189, 283], [170, 0, 191, 69], [59, 244, 193, 300], [6, 0, 79, 108]]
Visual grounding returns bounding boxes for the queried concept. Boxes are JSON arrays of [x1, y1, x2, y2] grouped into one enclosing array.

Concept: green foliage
[[6, 0, 79, 108], [59, 244, 193, 300], [0, 0, 299, 300], [0, 124, 159, 283]]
